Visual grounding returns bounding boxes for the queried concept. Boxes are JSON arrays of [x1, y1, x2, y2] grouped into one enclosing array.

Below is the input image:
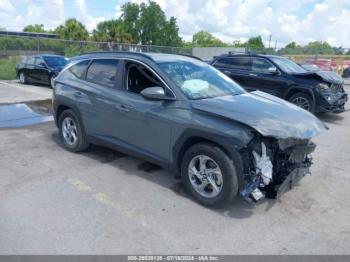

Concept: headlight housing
[[318, 83, 329, 90]]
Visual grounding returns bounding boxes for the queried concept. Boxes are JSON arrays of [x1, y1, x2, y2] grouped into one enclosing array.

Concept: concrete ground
[[0, 80, 52, 104], [0, 81, 350, 254]]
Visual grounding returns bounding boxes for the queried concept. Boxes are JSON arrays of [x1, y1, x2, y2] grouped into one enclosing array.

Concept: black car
[[16, 55, 68, 87], [210, 53, 348, 113]]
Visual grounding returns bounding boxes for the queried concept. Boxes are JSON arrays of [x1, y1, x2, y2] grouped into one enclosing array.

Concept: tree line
[[9, 0, 350, 54]]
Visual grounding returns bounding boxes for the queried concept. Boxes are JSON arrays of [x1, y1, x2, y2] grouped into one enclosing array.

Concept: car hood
[[292, 71, 343, 85], [191, 91, 327, 139]]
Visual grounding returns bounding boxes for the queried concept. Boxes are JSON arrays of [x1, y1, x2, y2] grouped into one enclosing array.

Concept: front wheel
[[58, 109, 89, 152], [288, 92, 314, 113], [181, 143, 239, 207]]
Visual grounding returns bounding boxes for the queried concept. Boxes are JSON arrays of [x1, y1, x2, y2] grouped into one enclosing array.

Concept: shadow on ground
[[51, 130, 277, 219]]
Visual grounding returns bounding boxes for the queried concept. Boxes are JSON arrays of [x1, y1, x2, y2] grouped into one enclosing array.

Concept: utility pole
[[268, 35, 272, 49]]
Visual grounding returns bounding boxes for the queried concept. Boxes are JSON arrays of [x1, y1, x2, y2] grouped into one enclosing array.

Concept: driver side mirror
[[268, 66, 278, 74], [39, 62, 47, 68], [141, 86, 174, 100]]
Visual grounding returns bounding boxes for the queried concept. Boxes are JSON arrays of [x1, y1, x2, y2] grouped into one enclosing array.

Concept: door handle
[[249, 73, 258, 77], [223, 70, 231, 74], [73, 91, 83, 98], [116, 104, 132, 113]]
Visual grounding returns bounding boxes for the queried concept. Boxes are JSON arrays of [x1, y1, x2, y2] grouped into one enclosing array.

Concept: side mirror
[[39, 62, 47, 68], [141, 86, 173, 100], [268, 66, 278, 74]]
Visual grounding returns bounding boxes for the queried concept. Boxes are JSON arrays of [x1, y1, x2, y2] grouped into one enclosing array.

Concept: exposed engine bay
[[241, 136, 316, 201]]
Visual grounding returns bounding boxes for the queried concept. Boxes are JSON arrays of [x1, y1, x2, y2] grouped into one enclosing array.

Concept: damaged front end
[[241, 136, 316, 202]]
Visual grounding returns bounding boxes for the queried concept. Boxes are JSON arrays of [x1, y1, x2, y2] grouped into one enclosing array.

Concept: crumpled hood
[[293, 71, 343, 85], [191, 91, 327, 139]]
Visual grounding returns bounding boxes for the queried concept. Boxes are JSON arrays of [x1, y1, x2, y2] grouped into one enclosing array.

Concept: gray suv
[[53, 52, 327, 207]]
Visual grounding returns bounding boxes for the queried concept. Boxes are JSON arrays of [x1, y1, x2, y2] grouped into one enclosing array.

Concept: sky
[[0, 0, 349, 47]]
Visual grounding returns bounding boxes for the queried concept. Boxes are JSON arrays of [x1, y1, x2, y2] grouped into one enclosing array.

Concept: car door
[[24, 57, 36, 82], [33, 57, 50, 84], [212, 56, 255, 91], [248, 57, 289, 97], [104, 59, 173, 163]]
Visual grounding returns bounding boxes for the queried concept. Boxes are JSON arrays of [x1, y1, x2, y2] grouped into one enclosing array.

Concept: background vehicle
[[210, 53, 348, 113], [53, 52, 326, 207], [16, 54, 69, 87]]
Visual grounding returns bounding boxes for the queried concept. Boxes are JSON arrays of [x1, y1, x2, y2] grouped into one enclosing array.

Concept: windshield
[[43, 56, 68, 67], [157, 60, 245, 100], [270, 57, 307, 74]]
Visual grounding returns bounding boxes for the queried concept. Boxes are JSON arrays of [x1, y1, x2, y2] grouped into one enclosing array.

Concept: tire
[[181, 142, 240, 207], [19, 71, 27, 84], [288, 92, 315, 113], [58, 109, 89, 152]]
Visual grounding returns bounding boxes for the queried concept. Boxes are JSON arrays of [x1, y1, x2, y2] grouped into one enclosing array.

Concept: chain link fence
[[0, 35, 192, 58]]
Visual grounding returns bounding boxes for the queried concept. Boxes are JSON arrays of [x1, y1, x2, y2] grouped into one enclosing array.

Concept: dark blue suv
[[211, 53, 348, 113]]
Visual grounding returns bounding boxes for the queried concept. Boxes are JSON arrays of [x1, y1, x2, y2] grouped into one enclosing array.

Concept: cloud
[[1, 0, 349, 47], [116, 0, 350, 47]]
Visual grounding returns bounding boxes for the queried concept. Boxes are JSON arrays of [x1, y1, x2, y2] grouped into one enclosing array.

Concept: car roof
[[71, 51, 201, 63], [214, 53, 284, 60]]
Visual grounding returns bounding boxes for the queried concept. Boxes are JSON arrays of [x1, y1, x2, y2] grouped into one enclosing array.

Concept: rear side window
[[69, 60, 90, 79], [86, 59, 119, 88], [214, 57, 251, 70]]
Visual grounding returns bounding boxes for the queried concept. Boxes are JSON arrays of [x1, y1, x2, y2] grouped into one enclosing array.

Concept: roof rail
[[77, 51, 155, 61]]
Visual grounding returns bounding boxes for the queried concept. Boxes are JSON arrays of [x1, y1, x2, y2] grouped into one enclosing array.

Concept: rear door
[[249, 57, 289, 97], [212, 56, 255, 91], [24, 57, 36, 82]]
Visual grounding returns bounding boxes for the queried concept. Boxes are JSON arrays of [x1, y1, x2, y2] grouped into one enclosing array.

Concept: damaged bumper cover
[[241, 140, 316, 202]]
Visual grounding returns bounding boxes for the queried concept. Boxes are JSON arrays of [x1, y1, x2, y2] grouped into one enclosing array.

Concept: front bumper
[[275, 167, 309, 198], [318, 92, 348, 113]]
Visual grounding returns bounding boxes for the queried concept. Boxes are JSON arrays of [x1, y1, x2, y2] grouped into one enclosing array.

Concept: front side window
[[86, 59, 119, 88], [34, 57, 45, 66], [252, 58, 275, 73], [270, 56, 306, 74], [125, 61, 165, 95], [158, 59, 245, 100]]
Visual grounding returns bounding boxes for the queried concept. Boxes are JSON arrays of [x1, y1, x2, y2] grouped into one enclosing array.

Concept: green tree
[[120, 2, 140, 43], [93, 20, 132, 43], [192, 31, 227, 47], [54, 18, 89, 41], [246, 36, 264, 49], [23, 24, 46, 33], [304, 41, 334, 54]]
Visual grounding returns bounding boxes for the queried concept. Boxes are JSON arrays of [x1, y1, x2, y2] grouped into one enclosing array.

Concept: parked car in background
[[343, 67, 350, 78], [303, 58, 337, 72], [53, 52, 327, 207], [16, 55, 69, 87], [210, 53, 348, 113]]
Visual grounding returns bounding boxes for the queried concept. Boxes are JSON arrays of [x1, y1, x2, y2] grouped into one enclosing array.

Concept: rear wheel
[[181, 143, 239, 207], [58, 109, 89, 152], [19, 71, 27, 84], [288, 92, 314, 113]]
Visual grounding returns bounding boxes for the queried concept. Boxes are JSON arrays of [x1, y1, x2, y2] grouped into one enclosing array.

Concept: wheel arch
[[172, 132, 246, 188]]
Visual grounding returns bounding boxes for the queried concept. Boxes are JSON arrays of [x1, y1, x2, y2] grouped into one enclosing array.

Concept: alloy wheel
[[291, 96, 311, 111], [62, 117, 78, 146], [188, 155, 223, 198]]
